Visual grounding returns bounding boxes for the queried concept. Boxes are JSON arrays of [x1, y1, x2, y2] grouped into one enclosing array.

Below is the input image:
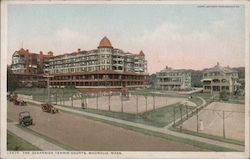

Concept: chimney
[[48, 51, 53, 56], [166, 65, 168, 69], [216, 62, 219, 66], [40, 51, 43, 55], [26, 49, 29, 52], [77, 48, 81, 52]]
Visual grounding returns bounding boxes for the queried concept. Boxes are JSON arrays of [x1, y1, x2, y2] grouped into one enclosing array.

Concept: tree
[[7, 67, 21, 91], [219, 91, 229, 101], [191, 70, 203, 87]]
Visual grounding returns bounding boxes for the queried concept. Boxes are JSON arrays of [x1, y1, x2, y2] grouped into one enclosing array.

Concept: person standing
[[199, 119, 204, 131]]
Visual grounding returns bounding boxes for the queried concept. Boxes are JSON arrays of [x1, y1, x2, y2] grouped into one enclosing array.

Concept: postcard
[[1, 0, 249, 159]]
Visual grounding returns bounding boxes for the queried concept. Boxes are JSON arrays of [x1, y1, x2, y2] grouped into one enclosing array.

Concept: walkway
[[7, 122, 65, 151], [178, 88, 204, 95], [22, 97, 244, 151], [164, 97, 206, 129]]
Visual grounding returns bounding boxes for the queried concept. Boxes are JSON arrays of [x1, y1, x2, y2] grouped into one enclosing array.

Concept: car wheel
[[21, 122, 25, 127]]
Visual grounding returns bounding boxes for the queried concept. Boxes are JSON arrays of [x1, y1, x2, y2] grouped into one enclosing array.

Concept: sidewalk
[[164, 97, 206, 129], [8, 123, 65, 151], [23, 97, 244, 151], [178, 88, 203, 95]]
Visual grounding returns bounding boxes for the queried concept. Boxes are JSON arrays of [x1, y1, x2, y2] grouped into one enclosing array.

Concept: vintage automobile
[[14, 97, 27, 106], [8, 94, 27, 106], [19, 111, 33, 127], [41, 103, 59, 114]]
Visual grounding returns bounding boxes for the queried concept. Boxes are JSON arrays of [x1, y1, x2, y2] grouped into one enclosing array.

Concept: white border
[[1, 0, 249, 159]]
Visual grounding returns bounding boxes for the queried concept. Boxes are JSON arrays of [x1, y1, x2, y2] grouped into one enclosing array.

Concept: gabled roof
[[139, 50, 145, 56], [204, 62, 237, 73]]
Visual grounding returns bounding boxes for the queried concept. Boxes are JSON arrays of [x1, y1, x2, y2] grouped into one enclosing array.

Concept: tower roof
[[139, 50, 145, 56], [98, 36, 113, 48]]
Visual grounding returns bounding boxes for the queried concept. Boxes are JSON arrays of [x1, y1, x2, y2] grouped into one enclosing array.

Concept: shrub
[[219, 91, 229, 101]]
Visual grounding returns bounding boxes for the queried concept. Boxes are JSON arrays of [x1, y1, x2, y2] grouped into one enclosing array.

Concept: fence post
[[180, 105, 183, 123], [71, 94, 73, 107], [196, 109, 199, 132], [153, 95, 155, 110], [186, 103, 188, 119], [136, 95, 139, 114], [43, 88, 45, 102], [55, 90, 57, 105], [59, 94, 61, 105], [173, 106, 176, 127], [85, 95, 88, 109], [223, 111, 226, 138], [62, 89, 64, 105], [81, 93, 83, 108], [121, 96, 123, 113], [96, 93, 99, 110], [145, 96, 148, 112], [108, 94, 111, 111]]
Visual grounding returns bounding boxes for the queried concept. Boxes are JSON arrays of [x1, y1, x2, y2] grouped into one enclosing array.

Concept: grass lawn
[[7, 131, 40, 151], [192, 92, 244, 104], [188, 97, 203, 106], [66, 103, 194, 128], [169, 127, 244, 146]]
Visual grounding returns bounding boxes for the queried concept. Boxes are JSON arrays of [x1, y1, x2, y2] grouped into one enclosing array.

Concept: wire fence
[[18, 89, 192, 114], [51, 92, 189, 114], [180, 106, 245, 141]]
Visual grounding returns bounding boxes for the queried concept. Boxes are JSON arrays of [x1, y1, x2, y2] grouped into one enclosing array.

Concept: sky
[[7, 4, 245, 74]]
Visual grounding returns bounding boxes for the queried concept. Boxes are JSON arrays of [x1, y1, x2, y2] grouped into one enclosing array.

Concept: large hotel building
[[202, 63, 240, 93], [10, 37, 148, 91], [156, 66, 191, 90]]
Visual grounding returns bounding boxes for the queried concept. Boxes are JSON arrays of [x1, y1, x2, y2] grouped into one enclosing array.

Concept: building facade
[[202, 62, 240, 93], [47, 37, 148, 91], [11, 48, 53, 74], [156, 66, 191, 90]]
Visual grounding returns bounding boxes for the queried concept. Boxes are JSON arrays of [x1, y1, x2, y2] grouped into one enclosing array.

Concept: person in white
[[199, 119, 204, 131]]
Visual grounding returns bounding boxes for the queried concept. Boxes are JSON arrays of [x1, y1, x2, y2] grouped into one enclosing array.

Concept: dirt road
[[7, 101, 204, 151]]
